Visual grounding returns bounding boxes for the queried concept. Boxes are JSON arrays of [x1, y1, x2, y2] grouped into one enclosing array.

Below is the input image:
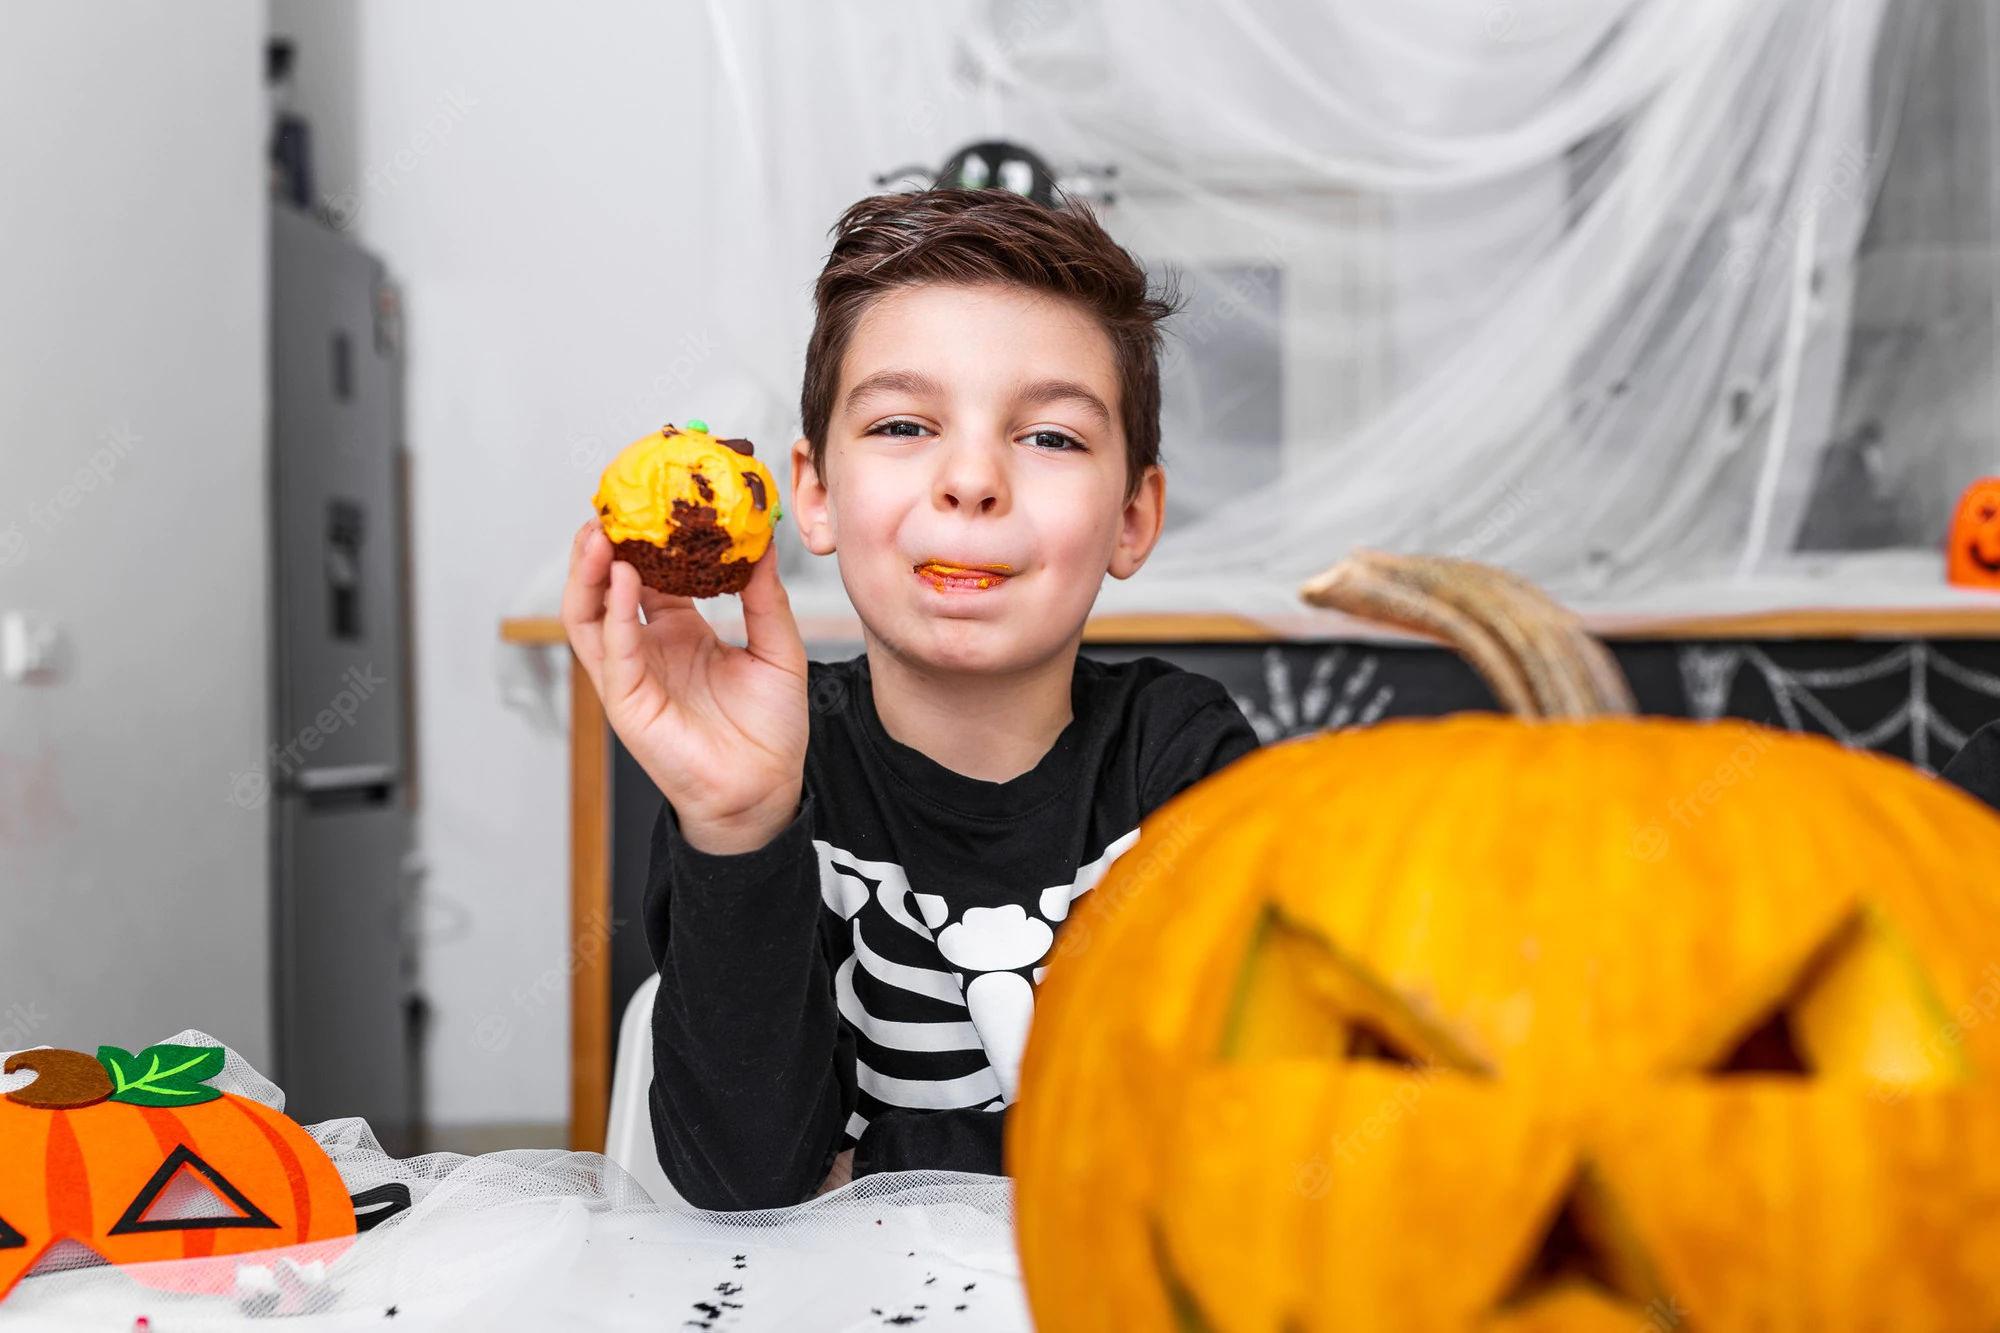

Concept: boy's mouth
[[913, 560, 1014, 592]]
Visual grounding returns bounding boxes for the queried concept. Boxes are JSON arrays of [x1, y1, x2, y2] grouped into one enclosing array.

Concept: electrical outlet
[[0, 611, 58, 682]]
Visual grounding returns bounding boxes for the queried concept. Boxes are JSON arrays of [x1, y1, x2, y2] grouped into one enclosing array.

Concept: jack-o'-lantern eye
[[1220, 911, 1491, 1074], [108, 1145, 279, 1235], [1697, 908, 1973, 1087], [0, 1215, 22, 1251]]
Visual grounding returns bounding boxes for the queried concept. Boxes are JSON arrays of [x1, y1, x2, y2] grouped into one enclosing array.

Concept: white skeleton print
[[815, 827, 1141, 1114]]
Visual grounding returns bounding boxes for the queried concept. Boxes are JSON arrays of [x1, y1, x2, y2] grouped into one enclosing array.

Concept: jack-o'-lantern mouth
[[1951, 486, 2000, 582], [1151, 1161, 1680, 1331]]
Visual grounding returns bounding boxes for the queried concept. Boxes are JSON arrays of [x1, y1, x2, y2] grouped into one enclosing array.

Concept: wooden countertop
[[502, 603, 2000, 647]]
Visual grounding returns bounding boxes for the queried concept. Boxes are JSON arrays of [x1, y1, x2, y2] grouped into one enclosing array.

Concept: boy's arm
[[643, 792, 856, 1210], [1943, 721, 2000, 813], [853, 1106, 1004, 1177]]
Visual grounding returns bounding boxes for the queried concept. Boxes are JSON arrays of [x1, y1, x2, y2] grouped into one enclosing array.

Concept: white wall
[[352, 1, 715, 1130], [0, 2, 271, 1063]]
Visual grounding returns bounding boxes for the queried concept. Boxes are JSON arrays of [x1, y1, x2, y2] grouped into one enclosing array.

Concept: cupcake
[[592, 421, 782, 597]]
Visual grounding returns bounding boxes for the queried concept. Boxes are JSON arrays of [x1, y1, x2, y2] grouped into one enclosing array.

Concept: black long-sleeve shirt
[[642, 651, 1261, 1210]]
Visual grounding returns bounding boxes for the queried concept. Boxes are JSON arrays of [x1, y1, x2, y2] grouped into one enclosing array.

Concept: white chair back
[[603, 971, 685, 1207]]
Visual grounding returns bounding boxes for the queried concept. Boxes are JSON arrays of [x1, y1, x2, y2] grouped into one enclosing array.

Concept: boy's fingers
[[599, 559, 648, 702], [562, 525, 611, 619], [561, 524, 613, 678], [739, 544, 806, 675]]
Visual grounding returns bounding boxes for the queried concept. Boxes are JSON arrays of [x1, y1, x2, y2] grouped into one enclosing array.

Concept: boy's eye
[[1023, 429, 1083, 452], [871, 420, 929, 439]]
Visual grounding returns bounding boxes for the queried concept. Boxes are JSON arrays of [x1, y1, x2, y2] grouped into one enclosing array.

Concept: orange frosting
[[593, 423, 780, 565]]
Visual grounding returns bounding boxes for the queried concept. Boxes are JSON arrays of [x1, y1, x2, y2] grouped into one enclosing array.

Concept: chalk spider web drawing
[[1677, 643, 2000, 773]]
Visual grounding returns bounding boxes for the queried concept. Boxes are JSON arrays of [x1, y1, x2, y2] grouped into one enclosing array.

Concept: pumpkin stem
[[1300, 551, 1635, 719], [3, 1048, 115, 1109]]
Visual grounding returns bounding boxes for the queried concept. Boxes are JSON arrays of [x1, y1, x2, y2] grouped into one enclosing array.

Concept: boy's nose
[[934, 436, 1010, 515]]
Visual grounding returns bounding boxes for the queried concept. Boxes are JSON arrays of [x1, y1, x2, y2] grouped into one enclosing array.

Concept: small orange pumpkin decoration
[[0, 1044, 361, 1299], [1948, 476, 2000, 589], [1013, 554, 2000, 1332]]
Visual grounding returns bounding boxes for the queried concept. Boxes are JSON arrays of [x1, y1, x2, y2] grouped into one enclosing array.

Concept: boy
[[561, 189, 1260, 1210]]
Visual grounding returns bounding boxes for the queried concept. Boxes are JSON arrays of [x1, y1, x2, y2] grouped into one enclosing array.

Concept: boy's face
[[791, 282, 1165, 675]]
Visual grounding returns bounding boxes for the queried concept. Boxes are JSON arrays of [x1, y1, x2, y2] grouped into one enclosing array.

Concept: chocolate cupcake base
[[610, 499, 756, 598]]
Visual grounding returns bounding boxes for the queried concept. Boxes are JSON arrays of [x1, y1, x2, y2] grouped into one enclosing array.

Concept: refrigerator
[[269, 203, 422, 1155]]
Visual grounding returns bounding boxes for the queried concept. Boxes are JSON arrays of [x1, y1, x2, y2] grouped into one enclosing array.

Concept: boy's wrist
[[676, 789, 804, 857]]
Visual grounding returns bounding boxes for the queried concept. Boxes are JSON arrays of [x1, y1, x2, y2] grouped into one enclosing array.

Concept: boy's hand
[[813, 1148, 854, 1197], [561, 518, 808, 855]]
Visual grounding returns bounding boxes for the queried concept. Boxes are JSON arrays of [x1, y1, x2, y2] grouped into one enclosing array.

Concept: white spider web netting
[[0, 1034, 1028, 1331], [513, 0, 2000, 631], [504, 0, 2000, 718]]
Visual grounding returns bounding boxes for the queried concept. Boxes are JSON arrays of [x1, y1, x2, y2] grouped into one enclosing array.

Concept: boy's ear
[[790, 435, 837, 556], [1107, 463, 1167, 581]]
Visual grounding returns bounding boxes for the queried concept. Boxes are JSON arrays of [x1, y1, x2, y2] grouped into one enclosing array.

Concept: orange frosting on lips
[[593, 423, 780, 565], [916, 561, 1014, 591]]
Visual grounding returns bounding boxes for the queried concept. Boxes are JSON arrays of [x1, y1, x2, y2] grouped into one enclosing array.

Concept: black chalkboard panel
[[604, 635, 2000, 1081], [1083, 639, 2000, 775]]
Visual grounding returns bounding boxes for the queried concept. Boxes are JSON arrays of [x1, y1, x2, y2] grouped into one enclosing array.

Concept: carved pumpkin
[[0, 1045, 361, 1300], [1013, 554, 2000, 1332], [1948, 477, 2000, 589]]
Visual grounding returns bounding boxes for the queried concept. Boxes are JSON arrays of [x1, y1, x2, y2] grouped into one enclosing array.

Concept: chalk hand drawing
[[1233, 647, 1396, 744]]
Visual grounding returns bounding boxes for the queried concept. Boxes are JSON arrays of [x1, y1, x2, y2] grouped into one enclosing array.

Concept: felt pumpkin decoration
[[1947, 476, 2000, 589], [0, 1043, 369, 1300], [1012, 554, 2000, 1332]]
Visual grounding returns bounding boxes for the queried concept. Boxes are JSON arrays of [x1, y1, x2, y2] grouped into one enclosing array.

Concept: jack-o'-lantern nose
[[1494, 1163, 1673, 1317]]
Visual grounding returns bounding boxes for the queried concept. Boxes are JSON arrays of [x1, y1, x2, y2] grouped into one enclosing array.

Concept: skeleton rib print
[[815, 828, 1141, 1143]]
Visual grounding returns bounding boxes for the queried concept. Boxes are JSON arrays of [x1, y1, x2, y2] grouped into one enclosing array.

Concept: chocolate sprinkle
[[718, 437, 755, 456], [693, 472, 715, 502], [743, 472, 767, 511]]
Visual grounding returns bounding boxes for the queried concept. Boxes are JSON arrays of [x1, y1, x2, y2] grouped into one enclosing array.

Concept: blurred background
[[2, 0, 1997, 1155]]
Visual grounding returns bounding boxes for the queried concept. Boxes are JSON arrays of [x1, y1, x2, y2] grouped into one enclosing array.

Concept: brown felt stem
[[4, 1048, 114, 1109]]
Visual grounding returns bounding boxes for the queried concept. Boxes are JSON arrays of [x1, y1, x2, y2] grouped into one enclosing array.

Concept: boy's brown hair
[[800, 188, 1175, 504]]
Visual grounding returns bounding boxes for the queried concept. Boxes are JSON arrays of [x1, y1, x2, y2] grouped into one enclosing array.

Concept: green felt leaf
[[98, 1044, 225, 1107]]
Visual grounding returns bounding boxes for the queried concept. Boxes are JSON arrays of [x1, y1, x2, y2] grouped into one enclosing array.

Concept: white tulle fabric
[[579, 0, 1994, 628], [0, 1035, 1027, 1332]]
